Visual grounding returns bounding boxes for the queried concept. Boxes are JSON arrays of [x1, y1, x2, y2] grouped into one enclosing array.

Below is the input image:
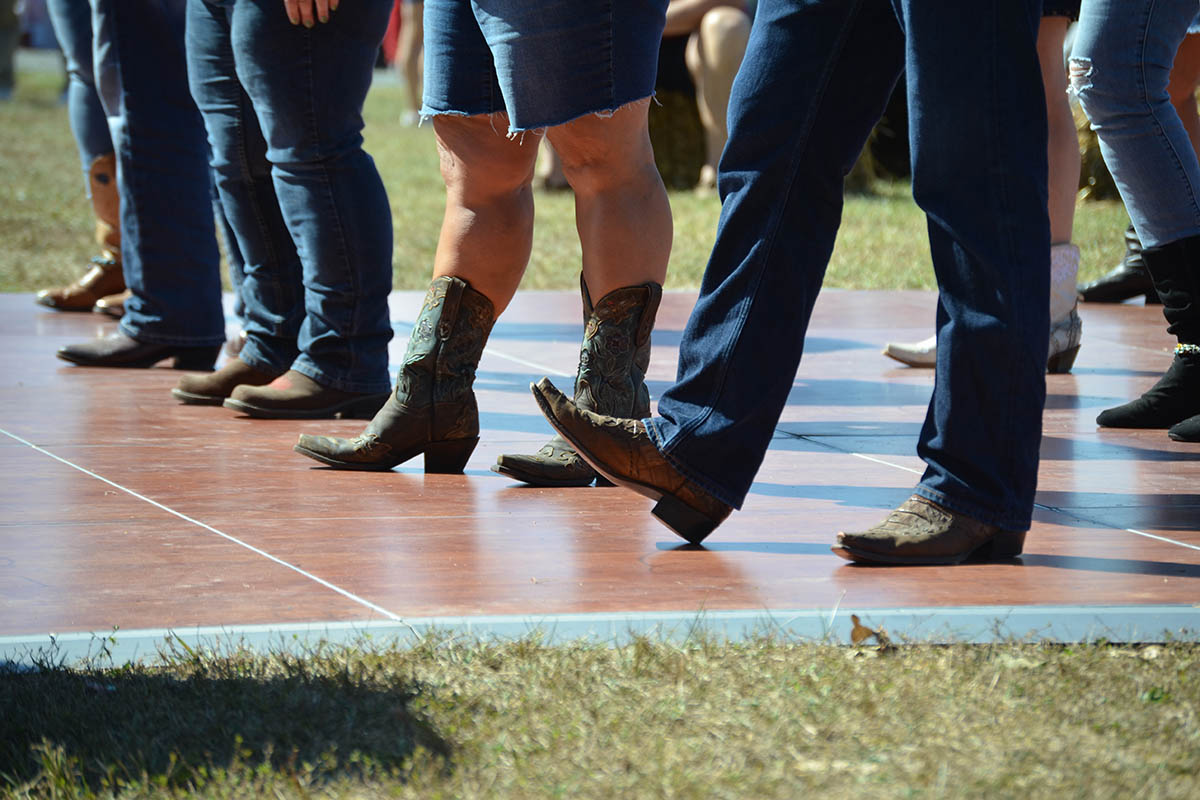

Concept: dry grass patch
[[2, 636, 1197, 799]]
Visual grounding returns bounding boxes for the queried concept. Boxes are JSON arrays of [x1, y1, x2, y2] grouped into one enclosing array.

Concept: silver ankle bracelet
[[1176, 343, 1200, 356]]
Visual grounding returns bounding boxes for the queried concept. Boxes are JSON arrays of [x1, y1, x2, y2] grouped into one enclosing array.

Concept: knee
[[686, 8, 751, 76], [1070, 55, 1167, 128], [434, 115, 537, 202], [698, 6, 751, 53], [550, 103, 656, 195]]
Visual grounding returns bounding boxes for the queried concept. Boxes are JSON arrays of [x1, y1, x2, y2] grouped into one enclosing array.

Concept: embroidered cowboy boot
[[493, 278, 662, 487], [293, 275, 495, 472]]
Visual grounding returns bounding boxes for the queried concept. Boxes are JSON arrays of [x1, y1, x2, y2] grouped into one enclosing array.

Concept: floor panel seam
[[0, 426, 406, 622]]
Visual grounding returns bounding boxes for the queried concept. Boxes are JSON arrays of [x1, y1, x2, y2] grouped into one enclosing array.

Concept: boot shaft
[[1049, 243, 1080, 325], [89, 153, 120, 263], [1141, 234, 1200, 345], [397, 275, 495, 413], [575, 282, 662, 418]]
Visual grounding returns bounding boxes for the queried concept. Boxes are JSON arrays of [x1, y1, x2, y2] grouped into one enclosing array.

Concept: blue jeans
[[91, 0, 226, 346], [645, 0, 1050, 532], [46, 0, 112, 184], [421, 0, 667, 133], [1071, 0, 1200, 249], [185, 0, 394, 393]]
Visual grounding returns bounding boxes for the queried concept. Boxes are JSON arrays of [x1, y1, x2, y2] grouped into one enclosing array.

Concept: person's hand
[[284, 0, 339, 27]]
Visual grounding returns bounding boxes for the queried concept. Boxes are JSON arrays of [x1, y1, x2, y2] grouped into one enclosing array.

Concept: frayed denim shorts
[[420, 0, 668, 134]]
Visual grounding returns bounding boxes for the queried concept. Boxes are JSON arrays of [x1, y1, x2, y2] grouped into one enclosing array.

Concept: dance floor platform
[[1, 289, 1198, 664]]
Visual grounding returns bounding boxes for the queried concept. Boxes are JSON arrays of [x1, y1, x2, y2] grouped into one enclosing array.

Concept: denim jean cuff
[[912, 485, 1031, 533], [117, 320, 225, 348], [644, 416, 746, 510], [237, 339, 295, 376], [290, 357, 392, 395]]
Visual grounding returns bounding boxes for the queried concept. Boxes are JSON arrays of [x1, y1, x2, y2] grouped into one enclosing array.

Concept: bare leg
[[685, 6, 750, 188], [546, 99, 672, 299], [1038, 16, 1078, 245], [396, 1, 423, 123], [431, 113, 541, 315]]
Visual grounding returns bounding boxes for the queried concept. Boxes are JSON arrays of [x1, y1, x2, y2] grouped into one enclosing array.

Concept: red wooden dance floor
[[1, 290, 1198, 661]]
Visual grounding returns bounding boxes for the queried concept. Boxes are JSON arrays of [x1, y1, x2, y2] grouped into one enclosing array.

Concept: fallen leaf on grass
[[850, 615, 894, 651]]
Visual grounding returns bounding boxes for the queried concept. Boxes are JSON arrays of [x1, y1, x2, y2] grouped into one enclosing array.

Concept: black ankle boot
[[1077, 224, 1162, 304], [1097, 234, 1200, 429], [1168, 412, 1200, 442], [1096, 346, 1200, 428]]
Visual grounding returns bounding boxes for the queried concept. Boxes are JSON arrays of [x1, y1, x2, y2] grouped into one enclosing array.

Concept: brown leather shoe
[[172, 358, 282, 405], [35, 257, 126, 311], [224, 369, 389, 419], [832, 495, 1026, 565], [531, 377, 731, 544]]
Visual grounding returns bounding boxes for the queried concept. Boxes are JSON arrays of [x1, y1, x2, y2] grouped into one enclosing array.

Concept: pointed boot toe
[[882, 335, 937, 367], [492, 438, 598, 487], [294, 432, 404, 471], [1168, 413, 1200, 442]]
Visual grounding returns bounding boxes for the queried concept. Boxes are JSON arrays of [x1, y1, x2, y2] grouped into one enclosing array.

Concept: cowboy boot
[[492, 278, 663, 487], [293, 275, 495, 472], [1097, 233, 1200, 429], [1077, 224, 1161, 304], [1046, 243, 1083, 373], [36, 153, 127, 311], [884, 244, 1083, 373]]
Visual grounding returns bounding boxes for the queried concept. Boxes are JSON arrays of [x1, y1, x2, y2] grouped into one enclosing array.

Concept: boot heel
[[1046, 345, 1080, 374], [652, 494, 717, 545], [173, 345, 220, 371], [424, 437, 478, 473], [975, 530, 1026, 560]]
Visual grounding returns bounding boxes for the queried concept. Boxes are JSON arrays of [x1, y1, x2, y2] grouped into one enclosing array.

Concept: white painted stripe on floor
[[850, 451, 923, 475], [483, 345, 574, 378], [0, 427, 403, 622], [2, 605, 1197, 665]]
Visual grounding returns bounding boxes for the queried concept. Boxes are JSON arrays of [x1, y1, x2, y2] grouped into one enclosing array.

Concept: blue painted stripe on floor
[[2, 604, 1197, 666]]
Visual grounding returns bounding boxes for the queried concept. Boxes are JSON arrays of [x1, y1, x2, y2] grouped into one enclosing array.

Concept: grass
[[2, 635, 1198, 799], [2, 65, 1132, 294]]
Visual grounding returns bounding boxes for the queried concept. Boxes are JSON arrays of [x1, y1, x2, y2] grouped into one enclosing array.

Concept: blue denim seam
[[303, 23, 363, 386], [927, 2, 1030, 531], [230, 46, 298, 363], [1143, 76, 1200, 242], [655, 0, 863, 504]]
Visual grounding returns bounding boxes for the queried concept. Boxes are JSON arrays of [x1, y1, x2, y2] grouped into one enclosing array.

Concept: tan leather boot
[[35, 153, 126, 311]]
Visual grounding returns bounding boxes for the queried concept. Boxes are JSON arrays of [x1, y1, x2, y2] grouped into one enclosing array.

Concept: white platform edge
[[2, 604, 1198, 667]]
